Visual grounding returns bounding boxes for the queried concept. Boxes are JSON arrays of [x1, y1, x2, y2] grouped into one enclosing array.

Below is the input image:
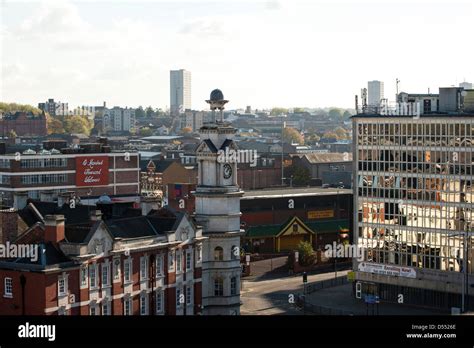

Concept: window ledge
[[3, 294, 13, 299]]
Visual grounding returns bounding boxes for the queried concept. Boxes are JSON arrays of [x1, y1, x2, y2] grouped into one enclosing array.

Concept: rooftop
[[242, 187, 352, 199]]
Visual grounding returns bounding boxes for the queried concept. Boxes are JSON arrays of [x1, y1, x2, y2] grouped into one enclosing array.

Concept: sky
[[1, 0, 473, 111]]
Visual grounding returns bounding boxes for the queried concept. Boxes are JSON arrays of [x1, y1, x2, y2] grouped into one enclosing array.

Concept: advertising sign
[[307, 210, 334, 219], [76, 156, 109, 186], [358, 262, 416, 279]]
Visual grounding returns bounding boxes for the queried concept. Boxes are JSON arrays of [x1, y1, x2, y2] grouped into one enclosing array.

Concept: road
[[240, 270, 349, 315]]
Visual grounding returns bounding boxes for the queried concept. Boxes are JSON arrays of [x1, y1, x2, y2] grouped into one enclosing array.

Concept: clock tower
[[195, 89, 244, 315]]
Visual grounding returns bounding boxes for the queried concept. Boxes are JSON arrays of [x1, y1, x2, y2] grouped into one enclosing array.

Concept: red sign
[[76, 156, 109, 186]]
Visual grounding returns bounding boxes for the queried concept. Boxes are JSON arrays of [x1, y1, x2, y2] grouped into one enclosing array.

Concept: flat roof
[[242, 187, 352, 199], [352, 113, 474, 119]]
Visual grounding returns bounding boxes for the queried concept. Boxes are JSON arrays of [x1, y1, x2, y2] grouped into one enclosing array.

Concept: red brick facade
[[0, 112, 47, 136]]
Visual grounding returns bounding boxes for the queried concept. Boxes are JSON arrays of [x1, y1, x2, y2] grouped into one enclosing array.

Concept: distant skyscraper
[[170, 69, 191, 116], [367, 80, 384, 107], [460, 81, 473, 90]]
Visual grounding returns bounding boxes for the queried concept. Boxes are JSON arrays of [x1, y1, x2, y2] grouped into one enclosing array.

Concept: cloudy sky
[[1, 0, 473, 110]]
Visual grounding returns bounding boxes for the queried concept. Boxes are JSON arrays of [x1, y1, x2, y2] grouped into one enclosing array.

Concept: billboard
[[76, 156, 109, 186]]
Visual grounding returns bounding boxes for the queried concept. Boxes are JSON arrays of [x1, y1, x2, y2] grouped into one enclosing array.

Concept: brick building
[[0, 112, 47, 137], [0, 202, 205, 315], [0, 139, 140, 208]]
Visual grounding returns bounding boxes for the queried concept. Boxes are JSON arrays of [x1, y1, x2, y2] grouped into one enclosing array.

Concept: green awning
[[246, 225, 281, 238]]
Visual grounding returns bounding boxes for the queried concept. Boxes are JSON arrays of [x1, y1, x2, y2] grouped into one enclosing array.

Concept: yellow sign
[[347, 271, 355, 282], [307, 210, 334, 219]]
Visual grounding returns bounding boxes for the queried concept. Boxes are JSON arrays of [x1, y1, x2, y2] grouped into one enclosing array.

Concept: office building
[[353, 111, 474, 310], [170, 69, 191, 116], [368, 81, 384, 108]]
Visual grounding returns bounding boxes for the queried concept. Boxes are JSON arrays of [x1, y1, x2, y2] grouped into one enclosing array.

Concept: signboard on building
[[358, 262, 416, 279], [76, 156, 109, 186], [307, 210, 334, 219]]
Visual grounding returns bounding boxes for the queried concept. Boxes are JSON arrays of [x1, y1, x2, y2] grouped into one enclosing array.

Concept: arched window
[[214, 247, 224, 261]]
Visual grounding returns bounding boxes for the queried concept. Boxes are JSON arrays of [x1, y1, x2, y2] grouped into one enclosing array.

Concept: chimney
[[40, 190, 55, 202], [140, 197, 160, 216], [57, 191, 74, 207], [13, 192, 28, 210], [0, 208, 19, 243], [44, 215, 65, 244], [90, 210, 103, 222]]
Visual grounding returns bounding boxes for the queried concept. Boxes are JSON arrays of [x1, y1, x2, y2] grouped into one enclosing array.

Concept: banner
[[358, 262, 416, 279], [307, 210, 334, 219], [76, 156, 109, 186]]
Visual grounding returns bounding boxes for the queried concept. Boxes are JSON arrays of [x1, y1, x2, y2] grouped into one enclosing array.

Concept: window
[[214, 278, 224, 296], [113, 258, 120, 281], [176, 288, 183, 308], [58, 277, 67, 296], [231, 277, 237, 296], [156, 289, 164, 314], [186, 250, 192, 271], [156, 254, 164, 277], [214, 247, 224, 261], [186, 286, 192, 305], [89, 265, 97, 289], [169, 251, 175, 270], [197, 245, 202, 262], [58, 307, 66, 316], [140, 256, 148, 280], [140, 293, 148, 315], [102, 264, 109, 287], [4, 277, 12, 297], [176, 252, 182, 273], [124, 259, 131, 283], [90, 305, 97, 316], [124, 298, 132, 315], [80, 266, 88, 287], [102, 300, 110, 315]]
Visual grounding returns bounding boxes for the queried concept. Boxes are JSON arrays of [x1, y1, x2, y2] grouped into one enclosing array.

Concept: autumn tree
[[180, 127, 192, 135], [270, 107, 289, 116], [282, 127, 304, 145]]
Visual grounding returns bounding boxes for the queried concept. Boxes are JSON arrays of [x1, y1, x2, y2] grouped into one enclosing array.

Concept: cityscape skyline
[[1, 0, 473, 110]]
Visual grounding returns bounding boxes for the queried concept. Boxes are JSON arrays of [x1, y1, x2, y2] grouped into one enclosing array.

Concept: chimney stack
[[140, 197, 160, 216], [0, 208, 19, 243], [44, 215, 65, 244], [40, 190, 55, 203], [90, 210, 103, 222], [13, 192, 28, 210]]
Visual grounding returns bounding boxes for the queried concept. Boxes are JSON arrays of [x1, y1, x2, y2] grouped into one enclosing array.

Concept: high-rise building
[[170, 69, 192, 116], [460, 81, 473, 90], [38, 98, 68, 116], [183, 110, 204, 132], [367, 80, 384, 108], [353, 111, 474, 311], [101, 107, 136, 133], [194, 89, 243, 315]]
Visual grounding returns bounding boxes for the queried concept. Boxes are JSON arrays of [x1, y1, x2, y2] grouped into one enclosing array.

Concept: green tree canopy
[[135, 106, 145, 118], [328, 108, 343, 119], [0, 102, 42, 115], [139, 127, 153, 136], [270, 107, 288, 116]]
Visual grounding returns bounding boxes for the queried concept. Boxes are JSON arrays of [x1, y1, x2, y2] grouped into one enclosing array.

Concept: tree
[[47, 117, 66, 134], [0, 102, 42, 115], [180, 127, 192, 135], [139, 127, 153, 136], [145, 106, 154, 118], [63, 115, 92, 135], [328, 108, 343, 119], [270, 107, 288, 116], [135, 106, 146, 118], [282, 127, 304, 145], [305, 133, 320, 145], [297, 241, 315, 266], [343, 110, 352, 119], [285, 165, 311, 186], [322, 131, 339, 142], [334, 127, 348, 140], [293, 107, 305, 113], [7, 130, 17, 139]]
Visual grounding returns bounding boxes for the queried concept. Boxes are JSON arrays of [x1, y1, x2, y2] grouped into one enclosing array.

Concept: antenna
[[396, 78, 400, 101]]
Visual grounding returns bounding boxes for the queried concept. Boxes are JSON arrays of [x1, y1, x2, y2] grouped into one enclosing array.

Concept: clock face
[[223, 163, 233, 179]]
